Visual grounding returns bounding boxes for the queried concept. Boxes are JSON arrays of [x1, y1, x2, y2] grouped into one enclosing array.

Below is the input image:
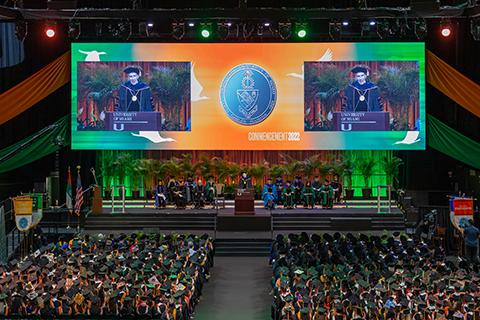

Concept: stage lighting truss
[[217, 22, 229, 41], [415, 19, 427, 40], [15, 20, 27, 42], [440, 19, 452, 37], [172, 22, 185, 40], [279, 22, 291, 40], [377, 20, 390, 40], [329, 21, 342, 40], [68, 21, 81, 40], [44, 20, 57, 38], [471, 19, 480, 41], [118, 20, 132, 41]]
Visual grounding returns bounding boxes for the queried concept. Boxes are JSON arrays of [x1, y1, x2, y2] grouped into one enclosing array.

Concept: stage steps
[[214, 238, 272, 257], [84, 212, 217, 231]]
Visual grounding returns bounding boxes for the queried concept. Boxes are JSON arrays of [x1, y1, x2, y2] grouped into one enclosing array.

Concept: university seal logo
[[220, 64, 276, 125]]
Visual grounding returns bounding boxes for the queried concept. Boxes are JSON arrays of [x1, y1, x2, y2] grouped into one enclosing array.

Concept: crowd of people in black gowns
[[0, 232, 213, 319], [269, 231, 480, 320]]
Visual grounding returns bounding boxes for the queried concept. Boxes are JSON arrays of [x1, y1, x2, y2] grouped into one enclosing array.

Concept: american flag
[[75, 170, 83, 216]]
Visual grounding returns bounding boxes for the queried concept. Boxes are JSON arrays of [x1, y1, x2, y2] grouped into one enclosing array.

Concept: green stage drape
[[427, 114, 480, 169], [0, 115, 70, 174]]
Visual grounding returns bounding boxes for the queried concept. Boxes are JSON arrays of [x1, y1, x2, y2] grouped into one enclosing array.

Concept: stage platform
[[82, 198, 405, 233]]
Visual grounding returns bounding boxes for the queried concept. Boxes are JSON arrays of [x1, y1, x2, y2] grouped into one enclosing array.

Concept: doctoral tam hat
[[351, 65, 369, 75], [124, 65, 142, 76]]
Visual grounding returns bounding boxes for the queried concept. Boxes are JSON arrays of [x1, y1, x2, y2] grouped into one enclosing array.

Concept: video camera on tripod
[[422, 209, 438, 241]]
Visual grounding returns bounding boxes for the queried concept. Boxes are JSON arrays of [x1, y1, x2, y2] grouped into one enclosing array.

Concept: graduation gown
[[331, 179, 342, 202], [312, 180, 323, 202], [185, 179, 197, 203], [293, 180, 304, 203], [193, 184, 206, 208], [302, 186, 315, 207], [342, 81, 383, 112], [282, 185, 295, 208], [167, 180, 177, 203], [154, 184, 167, 207], [205, 181, 216, 202], [114, 81, 154, 112], [238, 176, 252, 189], [262, 184, 277, 206], [320, 184, 334, 208], [175, 184, 187, 208], [275, 179, 284, 203]]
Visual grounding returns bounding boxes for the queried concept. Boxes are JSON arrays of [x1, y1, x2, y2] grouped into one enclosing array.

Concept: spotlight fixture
[[15, 20, 27, 42], [257, 23, 264, 36], [329, 21, 341, 40], [279, 22, 291, 40], [44, 20, 56, 38], [200, 23, 212, 38], [188, 22, 194, 27], [296, 24, 307, 38], [172, 22, 185, 40], [415, 19, 427, 40], [68, 22, 81, 40], [95, 22, 102, 36], [236, 21, 254, 40], [440, 19, 451, 37], [471, 19, 480, 41], [377, 21, 390, 40], [217, 22, 229, 41]]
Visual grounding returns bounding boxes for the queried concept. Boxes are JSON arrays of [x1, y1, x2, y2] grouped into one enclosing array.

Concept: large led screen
[[71, 42, 425, 150]]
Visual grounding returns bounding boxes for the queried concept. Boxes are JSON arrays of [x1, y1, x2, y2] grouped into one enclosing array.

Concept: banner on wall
[[71, 42, 426, 151], [450, 196, 474, 231], [25, 193, 43, 227], [13, 196, 33, 232]]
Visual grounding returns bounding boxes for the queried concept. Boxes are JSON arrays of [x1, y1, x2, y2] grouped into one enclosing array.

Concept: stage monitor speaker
[[92, 198, 103, 214], [34, 182, 46, 193]]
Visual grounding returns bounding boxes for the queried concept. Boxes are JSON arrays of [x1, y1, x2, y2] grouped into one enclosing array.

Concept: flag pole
[[77, 166, 81, 233], [66, 166, 72, 229]]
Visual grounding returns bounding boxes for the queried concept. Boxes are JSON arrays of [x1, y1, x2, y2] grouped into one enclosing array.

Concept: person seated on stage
[[238, 171, 252, 189], [282, 180, 295, 209], [167, 175, 177, 204], [320, 179, 334, 209], [262, 177, 277, 209], [153, 179, 167, 209], [206, 175, 217, 208], [185, 174, 197, 205], [193, 180, 206, 209], [302, 180, 315, 210], [274, 175, 284, 205], [312, 175, 323, 205], [174, 179, 187, 209], [293, 176, 304, 205], [331, 174, 343, 203]]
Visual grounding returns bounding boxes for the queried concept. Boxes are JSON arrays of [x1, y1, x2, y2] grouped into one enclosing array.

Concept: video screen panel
[[71, 42, 425, 150]]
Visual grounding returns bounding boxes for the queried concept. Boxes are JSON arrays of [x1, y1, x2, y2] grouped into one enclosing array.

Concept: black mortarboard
[[351, 66, 368, 74], [124, 65, 141, 75]]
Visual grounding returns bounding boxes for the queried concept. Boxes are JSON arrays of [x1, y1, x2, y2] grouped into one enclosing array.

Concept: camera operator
[[415, 218, 429, 242], [462, 219, 480, 265]]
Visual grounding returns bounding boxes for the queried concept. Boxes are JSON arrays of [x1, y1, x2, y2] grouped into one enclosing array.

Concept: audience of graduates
[[268, 231, 479, 320], [0, 231, 214, 319]]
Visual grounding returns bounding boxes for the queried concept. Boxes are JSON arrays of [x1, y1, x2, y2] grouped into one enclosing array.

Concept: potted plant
[[100, 152, 116, 199], [357, 157, 377, 199], [380, 156, 403, 200], [249, 160, 269, 199], [131, 159, 143, 199], [138, 158, 157, 199], [112, 153, 132, 198], [341, 158, 356, 200]]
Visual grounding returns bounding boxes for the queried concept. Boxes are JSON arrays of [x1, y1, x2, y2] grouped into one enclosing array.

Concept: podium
[[92, 186, 103, 214], [332, 112, 389, 131], [234, 188, 255, 216], [104, 112, 162, 131]]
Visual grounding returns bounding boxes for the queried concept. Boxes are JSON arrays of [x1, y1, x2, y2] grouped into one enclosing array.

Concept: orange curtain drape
[[0, 51, 71, 126], [426, 49, 480, 119]]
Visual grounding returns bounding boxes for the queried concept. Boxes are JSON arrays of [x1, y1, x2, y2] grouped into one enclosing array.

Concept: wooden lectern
[[234, 188, 255, 216], [92, 186, 103, 214]]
